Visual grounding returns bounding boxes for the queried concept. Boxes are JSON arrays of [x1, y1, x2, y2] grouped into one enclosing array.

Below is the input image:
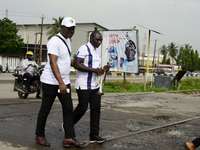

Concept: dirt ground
[[0, 73, 200, 150]]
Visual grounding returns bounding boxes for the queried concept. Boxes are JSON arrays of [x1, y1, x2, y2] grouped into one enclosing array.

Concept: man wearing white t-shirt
[[35, 17, 84, 148], [73, 30, 109, 144]]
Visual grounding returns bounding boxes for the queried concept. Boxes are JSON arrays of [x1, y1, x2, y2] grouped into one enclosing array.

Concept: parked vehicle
[[185, 71, 192, 76], [135, 68, 146, 75], [149, 69, 165, 76], [164, 70, 177, 76], [13, 66, 43, 99], [191, 71, 200, 77]]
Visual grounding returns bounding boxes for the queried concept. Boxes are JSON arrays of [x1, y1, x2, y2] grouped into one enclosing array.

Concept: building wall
[[138, 53, 164, 67], [17, 23, 108, 61], [0, 23, 108, 71]]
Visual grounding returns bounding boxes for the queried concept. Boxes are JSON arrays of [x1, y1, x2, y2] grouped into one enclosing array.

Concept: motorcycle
[[13, 66, 43, 99]]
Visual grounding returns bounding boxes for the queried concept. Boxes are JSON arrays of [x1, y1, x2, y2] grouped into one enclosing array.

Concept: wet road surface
[[1, 73, 200, 150], [0, 91, 200, 150]]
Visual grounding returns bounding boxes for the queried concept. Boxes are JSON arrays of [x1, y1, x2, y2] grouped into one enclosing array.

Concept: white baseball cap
[[61, 17, 76, 28]]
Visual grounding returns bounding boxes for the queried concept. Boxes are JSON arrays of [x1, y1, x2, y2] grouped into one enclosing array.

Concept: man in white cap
[[35, 17, 84, 148]]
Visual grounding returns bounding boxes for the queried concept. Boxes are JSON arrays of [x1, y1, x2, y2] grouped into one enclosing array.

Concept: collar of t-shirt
[[87, 42, 97, 51], [57, 32, 68, 41]]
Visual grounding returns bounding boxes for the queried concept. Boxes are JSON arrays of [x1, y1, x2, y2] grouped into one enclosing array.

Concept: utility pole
[[152, 40, 157, 68], [157, 49, 160, 67], [34, 32, 40, 60], [142, 33, 146, 67], [39, 15, 45, 65]]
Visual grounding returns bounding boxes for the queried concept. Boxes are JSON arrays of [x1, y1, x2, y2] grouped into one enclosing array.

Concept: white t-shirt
[[41, 33, 71, 85], [75, 42, 101, 90]]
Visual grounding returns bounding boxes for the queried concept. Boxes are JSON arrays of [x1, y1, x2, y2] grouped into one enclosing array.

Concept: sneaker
[[90, 136, 106, 144], [35, 136, 50, 146], [36, 95, 41, 99]]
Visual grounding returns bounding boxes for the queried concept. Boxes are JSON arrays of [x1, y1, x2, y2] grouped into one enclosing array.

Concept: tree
[[160, 45, 168, 55], [194, 50, 199, 70], [190, 49, 195, 71], [166, 58, 170, 64], [184, 44, 192, 51], [176, 46, 184, 66], [182, 44, 193, 71], [46, 17, 64, 40], [161, 53, 167, 64], [198, 58, 200, 70], [167, 42, 178, 64], [182, 49, 192, 71], [0, 18, 24, 53]]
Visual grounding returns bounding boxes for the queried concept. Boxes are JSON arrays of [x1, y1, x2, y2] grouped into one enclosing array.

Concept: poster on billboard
[[100, 30, 138, 73]]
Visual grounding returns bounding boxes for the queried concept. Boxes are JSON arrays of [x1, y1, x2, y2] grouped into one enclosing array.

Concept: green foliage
[[166, 58, 170, 64], [46, 17, 64, 40], [161, 53, 167, 64], [73, 54, 76, 61], [0, 18, 24, 53], [103, 78, 200, 93], [160, 45, 168, 55], [102, 80, 169, 93], [168, 42, 178, 64], [198, 58, 200, 70], [71, 78, 200, 93], [180, 78, 200, 90], [193, 50, 199, 70]]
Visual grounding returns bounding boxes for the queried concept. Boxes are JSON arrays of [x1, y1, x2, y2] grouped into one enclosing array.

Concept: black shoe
[[36, 95, 41, 99], [90, 136, 106, 144]]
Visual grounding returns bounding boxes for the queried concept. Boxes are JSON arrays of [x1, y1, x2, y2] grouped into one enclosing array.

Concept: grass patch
[[71, 78, 200, 93]]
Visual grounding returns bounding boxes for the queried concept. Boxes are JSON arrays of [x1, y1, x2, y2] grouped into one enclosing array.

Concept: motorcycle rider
[[22, 51, 41, 98]]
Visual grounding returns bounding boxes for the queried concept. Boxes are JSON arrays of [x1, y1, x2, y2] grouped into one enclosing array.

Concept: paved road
[[0, 72, 199, 84], [0, 73, 200, 150]]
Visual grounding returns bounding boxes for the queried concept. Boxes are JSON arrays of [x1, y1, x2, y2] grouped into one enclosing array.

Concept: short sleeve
[[76, 45, 88, 60], [47, 37, 59, 56]]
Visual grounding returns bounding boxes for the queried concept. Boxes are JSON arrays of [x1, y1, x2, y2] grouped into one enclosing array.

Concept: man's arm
[[22, 59, 29, 70], [34, 61, 39, 69], [49, 54, 68, 94], [74, 58, 103, 76]]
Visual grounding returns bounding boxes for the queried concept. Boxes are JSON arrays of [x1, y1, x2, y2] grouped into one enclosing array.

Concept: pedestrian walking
[[73, 30, 109, 144], [35, 17, 84, 148], [6, 63, 9, 73]]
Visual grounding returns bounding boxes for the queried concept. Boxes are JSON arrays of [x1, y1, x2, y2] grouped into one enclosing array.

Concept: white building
[[0, 22, 108, 71]]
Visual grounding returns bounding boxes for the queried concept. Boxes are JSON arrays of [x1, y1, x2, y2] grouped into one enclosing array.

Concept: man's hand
[[94, 68, 104, 76], [71, 61, 74, 67], [59, 83, 68, 95], [103, 65, 110, 72]]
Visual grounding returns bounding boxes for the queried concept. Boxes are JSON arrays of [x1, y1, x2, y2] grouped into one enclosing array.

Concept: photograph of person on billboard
[[118, 57, 125, 71], [124, 40, 137, 71], [108, 46, 118, 69]]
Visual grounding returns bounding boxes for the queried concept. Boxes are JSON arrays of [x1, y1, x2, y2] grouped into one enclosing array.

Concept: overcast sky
[[1, 0, 200, 54]]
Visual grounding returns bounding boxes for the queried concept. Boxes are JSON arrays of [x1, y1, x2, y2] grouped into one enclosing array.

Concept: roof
[[16, 22, 109, 30]]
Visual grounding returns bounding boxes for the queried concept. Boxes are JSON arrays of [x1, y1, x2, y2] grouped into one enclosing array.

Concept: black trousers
[[23, 73, 32, 89], [35, 83, 75, 139], [73, 88, 101, 137], [193, 138, 200, 147], [23, 73, 40, 90]]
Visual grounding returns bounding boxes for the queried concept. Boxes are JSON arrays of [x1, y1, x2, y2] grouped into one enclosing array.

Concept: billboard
[[100, 30, 138, 73]]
